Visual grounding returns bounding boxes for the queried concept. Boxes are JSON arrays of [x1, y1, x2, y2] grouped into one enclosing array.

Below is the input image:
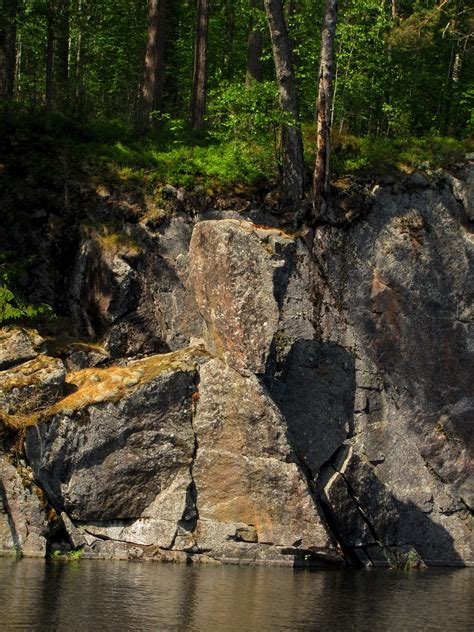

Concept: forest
[[0, 0, 473, 199]]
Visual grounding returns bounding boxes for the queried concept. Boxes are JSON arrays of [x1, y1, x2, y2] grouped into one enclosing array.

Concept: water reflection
[[0, 558, 472, 631]]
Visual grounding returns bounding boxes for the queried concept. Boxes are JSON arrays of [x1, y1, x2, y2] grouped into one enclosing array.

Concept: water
[[0, 558, 472, 631]]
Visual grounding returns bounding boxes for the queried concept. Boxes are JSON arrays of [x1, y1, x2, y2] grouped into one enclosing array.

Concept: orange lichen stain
[[0, 346, 209, 432], [235, 219, 296, 240]]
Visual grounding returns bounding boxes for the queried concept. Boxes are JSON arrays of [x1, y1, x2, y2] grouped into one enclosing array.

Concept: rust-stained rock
[[192, 359, 335, 554], [0, 454, 47, 557], [188, 220, 294, 374]]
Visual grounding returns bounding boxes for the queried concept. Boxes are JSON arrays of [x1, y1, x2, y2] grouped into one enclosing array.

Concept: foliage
[[5, 0, 472, 139], [0, 252, 54, 325]]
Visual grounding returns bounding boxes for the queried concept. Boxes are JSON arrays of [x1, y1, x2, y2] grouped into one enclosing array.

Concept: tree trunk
[[246, 0, 263, 85], [0, 33, 6, 99], [57, 0, 70, 110], [2, 0, 18, 99], [137, 0, 168, 132], [45, 0, 55, 129], [313, 0, 338, 221], [190, 0, 209, 130], [263, 0, 304, 208]]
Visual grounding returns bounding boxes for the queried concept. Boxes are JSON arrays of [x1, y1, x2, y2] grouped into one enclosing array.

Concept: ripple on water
[[0, 559, 472, 631]]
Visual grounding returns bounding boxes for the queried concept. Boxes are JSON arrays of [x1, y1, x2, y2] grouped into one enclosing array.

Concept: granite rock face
[[0, 454, 47, 557], [189, 220, 294, 374], [1, 169, 472, 566], [25, 368, 198, 548], [70, 219, 202, 359], [192, 359, 334, 554], [309, 171, 473, 565]]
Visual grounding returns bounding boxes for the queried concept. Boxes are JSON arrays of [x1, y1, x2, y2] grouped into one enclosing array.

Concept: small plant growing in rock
[[0, 251, 54, 324], [67, 549, 83, 560]]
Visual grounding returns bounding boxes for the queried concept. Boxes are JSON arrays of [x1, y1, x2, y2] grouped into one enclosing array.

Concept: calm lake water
[[0, 558, 472, 631]]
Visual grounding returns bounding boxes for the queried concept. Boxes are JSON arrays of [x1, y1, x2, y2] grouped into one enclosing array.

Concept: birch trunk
[[313, 0, 337, 221]]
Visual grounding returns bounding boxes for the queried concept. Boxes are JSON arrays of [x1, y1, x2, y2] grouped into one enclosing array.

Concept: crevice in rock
[[337, 468, 380, 544], [0, 479, 20, 549], [170, 371, 201, 551]]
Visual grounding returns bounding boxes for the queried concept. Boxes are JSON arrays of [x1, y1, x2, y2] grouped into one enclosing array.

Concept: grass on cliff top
[[1, 110, 472, 196]]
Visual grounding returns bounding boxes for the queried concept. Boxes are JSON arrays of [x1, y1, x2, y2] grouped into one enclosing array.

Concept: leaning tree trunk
[[246, 0, 263, 85], [45, 0, 55, 130], [137, 0, 168, 132], [190, 0, 209, 130], [313, 0, 338, 221], [263, 0, 304, 209]]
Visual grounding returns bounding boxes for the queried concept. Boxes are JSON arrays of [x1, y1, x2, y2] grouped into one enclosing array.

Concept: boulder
[[0, 328, 44, 370], [192, 359, 335, 556], [188, 220, 294, 374], [0, 454, 47, 557], [25, 368, 197, 535]]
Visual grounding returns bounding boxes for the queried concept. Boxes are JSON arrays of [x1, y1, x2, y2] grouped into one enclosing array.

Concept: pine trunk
[[57, 0, 69, 110], [263, 0, 304, 208], [137, 0, 168, 132], [313, 0, 337, 221], [45, 0, 55, 129], [190, 0, 209, 130], [246, 0, 263, 85], [2, 0, 18, 99]]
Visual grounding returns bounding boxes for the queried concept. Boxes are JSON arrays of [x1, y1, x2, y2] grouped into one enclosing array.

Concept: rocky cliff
[[0, 165, 472, 567]]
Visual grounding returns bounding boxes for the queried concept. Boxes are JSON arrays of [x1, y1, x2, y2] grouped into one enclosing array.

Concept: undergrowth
[[1, 110, 472, 199]]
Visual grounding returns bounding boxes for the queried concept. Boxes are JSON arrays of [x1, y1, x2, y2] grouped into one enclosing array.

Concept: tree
[[137, 0, 168, 132], [0, 0, 19, 99], [263, 0, 304, 208], [57, 0, 70, 110], [45, 0, 55, 129], [246, 0, 263, 85], [190, 0, 209, 130], [313, 0, 337, 220]]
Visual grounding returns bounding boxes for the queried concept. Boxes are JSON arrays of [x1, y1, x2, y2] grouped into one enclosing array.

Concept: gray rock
[[269, 340, 356, 473], [61, 512, 87, 550], [25, 369, 197, 531], [311, 173, 473, 565], [0, 454, 47, 557], [0, 328, 44, 370], [192, 359, 336, 555]]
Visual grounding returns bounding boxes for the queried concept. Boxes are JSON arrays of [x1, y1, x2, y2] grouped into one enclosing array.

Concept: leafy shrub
[[208, 80, 288, 142]]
